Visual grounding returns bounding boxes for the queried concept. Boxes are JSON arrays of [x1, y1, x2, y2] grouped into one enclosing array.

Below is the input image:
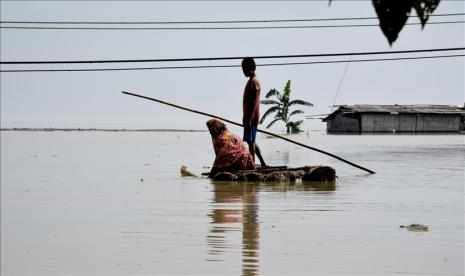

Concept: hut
[[322, 104, 465, 133]]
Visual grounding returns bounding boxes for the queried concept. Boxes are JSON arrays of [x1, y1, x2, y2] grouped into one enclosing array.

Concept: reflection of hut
[[322, 105, 465, 133]]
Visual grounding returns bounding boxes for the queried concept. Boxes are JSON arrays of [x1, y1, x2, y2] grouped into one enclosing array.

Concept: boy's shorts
[[243, 124, 258, 143]]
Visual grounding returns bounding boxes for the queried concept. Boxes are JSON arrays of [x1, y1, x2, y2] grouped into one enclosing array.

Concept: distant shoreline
[[0, 128, 207, 132]]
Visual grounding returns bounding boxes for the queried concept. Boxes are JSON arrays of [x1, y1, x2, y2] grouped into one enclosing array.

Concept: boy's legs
[[247, 141, 256, 162], [253, 142, 266, 167], [244, 125, 267, 167]]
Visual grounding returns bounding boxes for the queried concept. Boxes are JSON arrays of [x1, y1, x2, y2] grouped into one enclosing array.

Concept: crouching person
[[207, 119, 255, 178]]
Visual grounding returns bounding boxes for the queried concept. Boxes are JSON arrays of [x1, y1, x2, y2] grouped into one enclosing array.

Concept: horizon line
[[0, 127, 208, 133]]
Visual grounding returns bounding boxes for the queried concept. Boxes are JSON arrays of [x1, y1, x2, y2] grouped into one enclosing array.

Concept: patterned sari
[[207, 119, 255, 176]]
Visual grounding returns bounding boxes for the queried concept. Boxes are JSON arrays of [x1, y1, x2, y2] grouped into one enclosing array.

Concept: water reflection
[[208, 182, 260, 276], [207, 180, 336, 275], [302, 181, 336, 192]]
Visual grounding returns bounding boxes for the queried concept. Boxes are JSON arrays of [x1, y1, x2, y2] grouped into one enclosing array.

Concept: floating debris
[[400, 224, 429, 232], [180, 165, 197, 177]]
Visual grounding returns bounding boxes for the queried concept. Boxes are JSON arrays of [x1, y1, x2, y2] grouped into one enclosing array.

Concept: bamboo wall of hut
[[323, 105, 465, 133]]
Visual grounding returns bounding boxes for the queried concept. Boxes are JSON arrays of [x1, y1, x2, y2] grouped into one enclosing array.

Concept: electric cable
[[2, 54, 463, 73], [2, 47, 464, 65]]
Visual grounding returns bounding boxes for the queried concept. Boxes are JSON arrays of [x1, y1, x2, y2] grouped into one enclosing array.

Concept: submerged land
[[0, 127, 207, 132], [1, 130, 464, 275]]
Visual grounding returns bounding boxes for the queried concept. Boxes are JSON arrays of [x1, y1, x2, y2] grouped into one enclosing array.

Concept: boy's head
[[241, 57, 256, 77]]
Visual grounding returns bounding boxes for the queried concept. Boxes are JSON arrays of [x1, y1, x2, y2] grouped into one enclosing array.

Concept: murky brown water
[[1, 130, 464, 275]]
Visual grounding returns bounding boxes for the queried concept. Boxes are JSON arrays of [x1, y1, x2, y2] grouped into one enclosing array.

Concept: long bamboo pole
[[122, 91, 375, 174]]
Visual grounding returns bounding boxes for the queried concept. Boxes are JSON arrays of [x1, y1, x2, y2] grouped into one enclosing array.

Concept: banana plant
[[260, 80, 313, 134]]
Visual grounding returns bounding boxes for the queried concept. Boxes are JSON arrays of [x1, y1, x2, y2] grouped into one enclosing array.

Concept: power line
[[1, 21, 463, 30], [2, 47, 464, 65], [331, 53, 352, 112], [1, 54, 463, 73], [1, 13, 463, 25]]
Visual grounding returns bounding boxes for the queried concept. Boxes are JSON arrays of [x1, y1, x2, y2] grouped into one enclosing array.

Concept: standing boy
[[242, 57, 267, 167]]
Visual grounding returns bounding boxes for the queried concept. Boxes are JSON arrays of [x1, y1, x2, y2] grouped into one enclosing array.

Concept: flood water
[[1, 128, 464, 275]]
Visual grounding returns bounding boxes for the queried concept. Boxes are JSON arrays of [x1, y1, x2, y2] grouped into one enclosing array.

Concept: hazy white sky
[[1, 1, 464, 131]]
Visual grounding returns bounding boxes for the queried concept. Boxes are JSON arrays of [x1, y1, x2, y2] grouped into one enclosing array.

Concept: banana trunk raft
[[207, 165, 336, 182]]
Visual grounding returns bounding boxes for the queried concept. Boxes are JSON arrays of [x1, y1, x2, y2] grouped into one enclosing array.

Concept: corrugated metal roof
[[322, 104, 465, 121]]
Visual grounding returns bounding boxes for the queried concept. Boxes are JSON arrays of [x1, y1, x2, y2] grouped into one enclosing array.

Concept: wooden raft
[[209, 165, 336, 182]]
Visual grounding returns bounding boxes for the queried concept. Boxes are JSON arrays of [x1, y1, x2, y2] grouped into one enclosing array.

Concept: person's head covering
[[206, 119, 251, 169], [207, 119, 227, 138]]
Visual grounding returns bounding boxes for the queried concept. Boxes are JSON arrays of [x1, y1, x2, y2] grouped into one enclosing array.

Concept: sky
[[1, 1, 464, 131]]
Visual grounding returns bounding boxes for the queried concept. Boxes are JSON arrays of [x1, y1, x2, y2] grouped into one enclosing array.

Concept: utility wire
[[2, 47, 464, 65], [1, 13, 463, 24], [331, 53, 352, 112], [1, 21, 463, 30], [2, 54, 463, 73]]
